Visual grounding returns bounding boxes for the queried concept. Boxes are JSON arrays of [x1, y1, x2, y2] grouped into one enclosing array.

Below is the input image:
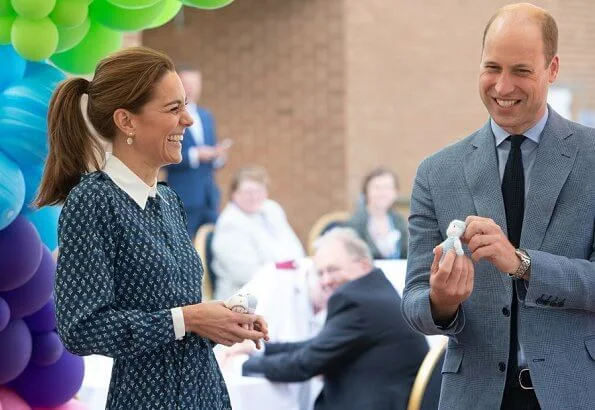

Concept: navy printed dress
[[55, 172, 231, 409]]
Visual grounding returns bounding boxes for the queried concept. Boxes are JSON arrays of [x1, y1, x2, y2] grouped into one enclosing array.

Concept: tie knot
[[508, 135, 526, 148]]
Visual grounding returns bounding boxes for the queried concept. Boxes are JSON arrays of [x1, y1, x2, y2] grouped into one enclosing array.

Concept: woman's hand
[[182, 301, 267, 346]]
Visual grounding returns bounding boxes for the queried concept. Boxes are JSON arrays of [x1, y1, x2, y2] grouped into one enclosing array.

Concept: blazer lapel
[[463, 122, 511, 291], [463, 122, 508, 231], [521, 109, 577, 251]]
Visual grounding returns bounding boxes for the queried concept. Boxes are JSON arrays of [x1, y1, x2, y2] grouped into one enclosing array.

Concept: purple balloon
[[0, 246, 55, 318], [30, 331, 64, 366], [0, 296, 9, 332], [0, 216, 42, 291], [11, 350, 85, 408], [24, 297, 56, 332], [0, 319, 32, 384]]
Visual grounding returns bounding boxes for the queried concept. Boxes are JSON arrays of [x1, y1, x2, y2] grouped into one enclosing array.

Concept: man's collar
[[492, 107, 548, 147], [103, 154, 164, 209]]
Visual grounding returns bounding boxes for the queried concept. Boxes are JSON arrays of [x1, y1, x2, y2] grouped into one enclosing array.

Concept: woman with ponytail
[[36, 46, 268, 409]]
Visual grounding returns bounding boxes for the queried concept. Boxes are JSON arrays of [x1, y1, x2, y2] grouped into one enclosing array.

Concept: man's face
[[314, 240, 367, 294], [479, 18, 558, 135], [179, 70, 202, 102]]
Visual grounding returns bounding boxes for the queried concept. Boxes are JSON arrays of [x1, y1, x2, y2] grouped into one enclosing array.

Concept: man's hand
[[463, 216, 520, 274], [196, 146, 218, 161], [429, 246, 474, 325]]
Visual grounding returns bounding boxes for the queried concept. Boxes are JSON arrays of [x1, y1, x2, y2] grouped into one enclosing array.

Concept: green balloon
[[146, 0, 180, 29], [50, 0, 88, 28], [11, 16, 58, 60], [0, 0, 15, 16], [181, 0, 233, 10], [0, 14, 15, 44], [55, 16, 90, 52], [89, 0, 166, 31], [50, 19, 122, 74], [107, 0, 160, 9], [10, 0, 56, 19]]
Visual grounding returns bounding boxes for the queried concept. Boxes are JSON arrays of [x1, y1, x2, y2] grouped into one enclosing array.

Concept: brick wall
[[144, 0, 595, 242]]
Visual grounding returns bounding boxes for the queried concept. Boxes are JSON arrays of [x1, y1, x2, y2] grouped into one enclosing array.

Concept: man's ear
[[113, 108, 135, 136]]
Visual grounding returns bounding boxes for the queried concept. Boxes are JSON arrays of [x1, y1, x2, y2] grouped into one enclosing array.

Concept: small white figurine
[[438, 219, 466, 262], [225, 293, 258, 314]]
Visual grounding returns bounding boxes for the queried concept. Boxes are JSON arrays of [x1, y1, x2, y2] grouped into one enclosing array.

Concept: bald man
[[403, 4, 595, 410]]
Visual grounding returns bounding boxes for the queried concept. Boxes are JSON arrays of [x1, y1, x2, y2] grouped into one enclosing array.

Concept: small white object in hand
[[225, 293, 258, 314], [438, 219, 466, 261]]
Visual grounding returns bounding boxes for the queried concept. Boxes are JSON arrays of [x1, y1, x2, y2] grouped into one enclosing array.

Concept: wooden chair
[[407, 337, 448, 410], [307, 211, 351, 255], [194, 223, 216, 300]]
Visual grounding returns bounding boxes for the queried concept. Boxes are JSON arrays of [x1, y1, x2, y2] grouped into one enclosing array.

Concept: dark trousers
[[500, 382, 540, 410]]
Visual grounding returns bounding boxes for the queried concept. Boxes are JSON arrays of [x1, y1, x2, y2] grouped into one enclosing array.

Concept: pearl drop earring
[[127, 133, 134, 145]]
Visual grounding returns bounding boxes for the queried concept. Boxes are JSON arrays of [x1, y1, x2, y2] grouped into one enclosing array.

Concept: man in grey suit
[[402, 3, 595, 410]]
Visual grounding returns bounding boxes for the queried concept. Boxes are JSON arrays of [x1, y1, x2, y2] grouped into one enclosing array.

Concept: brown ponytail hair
[[35, 46, 175, 207]]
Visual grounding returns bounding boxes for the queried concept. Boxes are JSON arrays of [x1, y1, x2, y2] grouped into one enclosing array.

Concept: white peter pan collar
[[102, 154, 165, 209]]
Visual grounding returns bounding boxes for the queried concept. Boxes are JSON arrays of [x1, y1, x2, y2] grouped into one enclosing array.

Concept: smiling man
[[402, 3, 595, 410]]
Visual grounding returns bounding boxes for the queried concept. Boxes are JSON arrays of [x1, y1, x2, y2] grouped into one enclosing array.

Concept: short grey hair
[[313, 227, 373, 262]]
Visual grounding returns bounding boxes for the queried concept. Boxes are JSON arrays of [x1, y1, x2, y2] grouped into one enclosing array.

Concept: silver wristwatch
[[509, 248, 531, 280]]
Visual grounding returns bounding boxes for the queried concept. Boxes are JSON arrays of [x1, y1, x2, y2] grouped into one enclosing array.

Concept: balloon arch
[[0, 0, 234, 408]]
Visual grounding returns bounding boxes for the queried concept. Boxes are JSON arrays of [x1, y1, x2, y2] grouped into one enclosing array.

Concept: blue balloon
[[24, 205, 60, 251], [31, 330, 64, 366], [0, 150, 25, 229], [0, 319, 32, 384], [0, 45, 26, 92], [21, 164, 44, 207], [0, 80, 53, 119], [0, 105, 47, 167], [25, 61, 66, 89], [24, 297, 56, 332]]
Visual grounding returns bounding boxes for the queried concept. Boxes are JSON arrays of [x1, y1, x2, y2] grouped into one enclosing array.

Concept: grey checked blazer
[[402, 108, 595, 410]]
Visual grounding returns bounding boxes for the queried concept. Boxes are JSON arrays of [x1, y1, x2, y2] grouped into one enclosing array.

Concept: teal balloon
[[89, 0, 166, 31], [0, 105, 47, 167], [50, 19, 122, 74], [55, 17, 89, 52], [181, 0, 233, 10], [23, 206, 61, 251], [25, 61, 67, 88], [106, 0, 160, 9], [10, 0, 56, 19], [50, 0, 88, 28], [20, 164, 43, 206], [11, 17, 59, 61], [0, 14, 15, 44], [0, 45, 26, 92], [0, 150, 25, 230], [146, 0, 181, 29]]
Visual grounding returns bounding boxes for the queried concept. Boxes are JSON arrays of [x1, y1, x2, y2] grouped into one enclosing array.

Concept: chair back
[[307, 211, 350, 255], [194, 223, 217, 300], [407, 337, 447, 410]]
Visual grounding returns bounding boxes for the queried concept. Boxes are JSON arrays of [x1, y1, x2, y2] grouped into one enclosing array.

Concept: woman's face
[[232, 179, 268, 215], [128, 71, 193, 168], [366, 173, 397, 211]]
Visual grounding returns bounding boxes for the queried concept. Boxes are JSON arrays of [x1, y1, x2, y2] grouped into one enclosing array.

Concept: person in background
[[242, 227, 428, 410], [347, 167, 408, 259], [166, 67, 231, 239], [211, 166, 305, 300], [35, 47, 268, 409]]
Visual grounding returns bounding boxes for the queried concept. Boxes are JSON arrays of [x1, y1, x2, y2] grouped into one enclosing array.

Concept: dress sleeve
[[55, 181, 178, 359]]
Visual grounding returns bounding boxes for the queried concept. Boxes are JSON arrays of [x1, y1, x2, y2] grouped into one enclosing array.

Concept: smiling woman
[[32, 46, 269, 409]]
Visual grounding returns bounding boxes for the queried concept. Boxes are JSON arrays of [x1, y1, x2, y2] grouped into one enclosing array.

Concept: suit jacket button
[[498, 362, 506, 372], [502, 306, 510, 317]]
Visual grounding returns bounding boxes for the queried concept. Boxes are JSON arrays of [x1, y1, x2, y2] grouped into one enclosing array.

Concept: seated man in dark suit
[[243, 227, 428, 410]]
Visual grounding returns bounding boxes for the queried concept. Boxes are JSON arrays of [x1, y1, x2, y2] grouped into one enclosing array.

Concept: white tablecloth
[[77, 259, 444, 409]]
